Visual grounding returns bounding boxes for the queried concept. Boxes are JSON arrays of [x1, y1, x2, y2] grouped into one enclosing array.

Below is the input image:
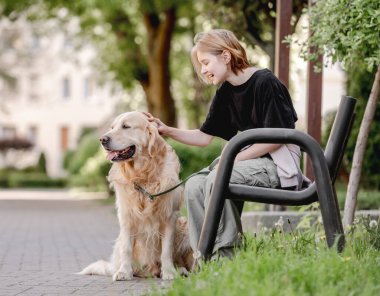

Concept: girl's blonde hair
[[191, 29, 250, 84]]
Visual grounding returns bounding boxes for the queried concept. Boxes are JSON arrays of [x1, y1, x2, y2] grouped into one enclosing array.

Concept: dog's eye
[[122, 124, 131, 129]]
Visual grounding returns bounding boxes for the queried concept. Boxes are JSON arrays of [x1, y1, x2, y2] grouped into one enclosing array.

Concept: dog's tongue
[[106, 151, 118, 161]]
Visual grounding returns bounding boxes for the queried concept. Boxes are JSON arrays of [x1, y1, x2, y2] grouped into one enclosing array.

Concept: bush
[[7, 172, 66, 188], [0, 176, 9, 187], [16, 152, 48, 174], [67, 148, 111, 192], [0, 166, 67, 188], [0, 168, 17, 187], [64, 133, 100, 175], [321, 64, 380, 190], [63, 150, 76, 170], [168, 138, 226, 179], [346, 64, 380, 189], [68, 173, 108, 191], [335, 182, 380, 210], [37, 152, 47, 174]]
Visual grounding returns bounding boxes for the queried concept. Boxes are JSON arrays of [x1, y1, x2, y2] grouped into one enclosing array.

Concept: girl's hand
[[141, 112, 170, 135]]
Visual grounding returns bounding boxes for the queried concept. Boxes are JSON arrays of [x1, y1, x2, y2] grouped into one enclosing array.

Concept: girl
[[146, 29, 302, 259]]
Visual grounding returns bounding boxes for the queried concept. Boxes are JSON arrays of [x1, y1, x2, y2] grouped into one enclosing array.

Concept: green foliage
[[0, 0, 195, 126], [297, 0, 380, 71], [7, 0, 191, 93], [0, 168, 66, 188], [0, 151, 61, 188], [162, 219, 380, 296], [335, 182, 380, 210], [63, 149, 75, 171], [63, 129, 111, 192], [7, 172, 66, 188], [37, 152, 47, 174], [346, 64, 380, 189], [168, 138, 225, 179], [322, 63, 380, 189], [64, 132, 100, 175], [361, 216, 380, 250], [67, 148, 111, 192]]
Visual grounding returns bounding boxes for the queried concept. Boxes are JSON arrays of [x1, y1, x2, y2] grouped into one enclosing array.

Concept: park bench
[[197, 95, 357, 260]]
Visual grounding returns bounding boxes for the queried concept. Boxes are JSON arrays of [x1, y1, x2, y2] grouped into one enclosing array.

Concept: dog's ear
[[146, 124, 158, 157]]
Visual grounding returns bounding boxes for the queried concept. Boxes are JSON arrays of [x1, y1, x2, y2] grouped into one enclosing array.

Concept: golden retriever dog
[[78, 111, 193, 281]]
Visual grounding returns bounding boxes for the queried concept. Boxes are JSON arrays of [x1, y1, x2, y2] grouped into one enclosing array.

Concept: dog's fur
[[78, 111, 193, 281]]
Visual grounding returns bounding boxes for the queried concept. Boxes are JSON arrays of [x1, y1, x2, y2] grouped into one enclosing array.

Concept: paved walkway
[[0, 194, 171, 296]]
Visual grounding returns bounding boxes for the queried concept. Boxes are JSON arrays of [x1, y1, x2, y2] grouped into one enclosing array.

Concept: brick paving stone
[[0, 198, 172, 296]]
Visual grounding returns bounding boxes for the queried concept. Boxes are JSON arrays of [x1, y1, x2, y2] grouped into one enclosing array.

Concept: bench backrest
[[324, 96, 356, 184]]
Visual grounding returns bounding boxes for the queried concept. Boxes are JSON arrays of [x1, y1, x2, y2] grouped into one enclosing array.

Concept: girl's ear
[[222, 50, 231, 64]]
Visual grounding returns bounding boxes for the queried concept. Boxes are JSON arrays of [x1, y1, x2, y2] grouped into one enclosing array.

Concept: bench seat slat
[[228, 183, 318, 205]]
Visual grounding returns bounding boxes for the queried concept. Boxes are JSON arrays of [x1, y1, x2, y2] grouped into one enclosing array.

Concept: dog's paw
[[179, 267, 189, 277], [112, 269, 133, 281], [161, 266, 176, 280]]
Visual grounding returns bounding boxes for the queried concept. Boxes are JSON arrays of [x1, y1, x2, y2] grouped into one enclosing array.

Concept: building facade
[[0, 19, 122, 177]]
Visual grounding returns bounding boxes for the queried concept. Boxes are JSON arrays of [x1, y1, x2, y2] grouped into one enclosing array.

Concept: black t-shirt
[[200, 69, 298, 141]]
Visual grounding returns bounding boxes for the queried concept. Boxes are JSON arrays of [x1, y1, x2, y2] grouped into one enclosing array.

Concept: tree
[[345, 64, 380, 190], [0, 16, 29, 113], [0, 0, 192, 126], [294, 0, 380, 228], [207, 0, 308, 70]]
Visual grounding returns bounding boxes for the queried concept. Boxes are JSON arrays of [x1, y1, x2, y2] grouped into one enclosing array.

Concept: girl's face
[[197, 50, 229, 85]]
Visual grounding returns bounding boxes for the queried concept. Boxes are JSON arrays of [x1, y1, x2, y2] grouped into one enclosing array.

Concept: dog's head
[[100, 111, 160, 162]]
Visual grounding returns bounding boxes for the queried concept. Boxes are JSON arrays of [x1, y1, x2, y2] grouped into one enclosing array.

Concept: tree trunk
[[343, 65, 380, 229], [141, 8, 177, 127]]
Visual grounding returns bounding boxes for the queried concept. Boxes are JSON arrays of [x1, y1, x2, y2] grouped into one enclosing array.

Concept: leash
[[134, 171, 209, 202]]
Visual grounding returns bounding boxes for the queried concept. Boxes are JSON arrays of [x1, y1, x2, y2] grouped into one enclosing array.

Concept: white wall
[[289, 14, 347, 131], [0, 19, 122, 177]]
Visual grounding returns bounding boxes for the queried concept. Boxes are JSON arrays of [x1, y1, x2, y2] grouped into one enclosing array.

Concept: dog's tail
[[76, 260, 113, 276]]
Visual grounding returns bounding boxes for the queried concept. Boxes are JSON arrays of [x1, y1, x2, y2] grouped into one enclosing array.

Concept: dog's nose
[[100, 136, 110, 146]]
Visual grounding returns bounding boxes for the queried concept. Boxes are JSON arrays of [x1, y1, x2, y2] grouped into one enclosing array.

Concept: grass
[[159, 217, 380, 296]]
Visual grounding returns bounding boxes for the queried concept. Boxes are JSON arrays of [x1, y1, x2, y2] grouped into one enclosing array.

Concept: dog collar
[[133, 183, 156, 201]]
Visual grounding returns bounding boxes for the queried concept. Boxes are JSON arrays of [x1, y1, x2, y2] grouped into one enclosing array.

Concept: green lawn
[[160, 218, 380, 296]]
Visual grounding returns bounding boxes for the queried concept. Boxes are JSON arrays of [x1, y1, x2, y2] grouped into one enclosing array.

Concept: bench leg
[[197, 189, 226, 261], [315, 176, 345, 252]]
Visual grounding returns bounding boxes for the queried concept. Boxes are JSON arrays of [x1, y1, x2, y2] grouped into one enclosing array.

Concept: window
[[62, 77, 71, 99], [84, 76, 94, 99], [31, 34, 40, 51], [0, 78, 18, 100], [2, 126, 16, 139], [28, 126, 38, 144], [29, 74, 39, 101]]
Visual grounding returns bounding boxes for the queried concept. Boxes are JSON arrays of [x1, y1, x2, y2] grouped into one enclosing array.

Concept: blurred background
[[0, 0, 378, 209]]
